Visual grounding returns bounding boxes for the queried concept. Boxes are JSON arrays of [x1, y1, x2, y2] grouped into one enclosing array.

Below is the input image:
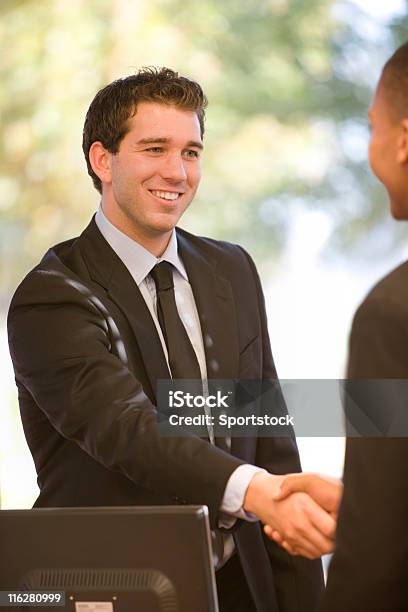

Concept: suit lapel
[[79, 218, 171, 399], [77, 219, 240, 394], [177, 230, 239, 381]]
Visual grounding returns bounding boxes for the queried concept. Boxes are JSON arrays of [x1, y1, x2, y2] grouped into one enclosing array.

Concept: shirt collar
[[95, 205, 188, 285]]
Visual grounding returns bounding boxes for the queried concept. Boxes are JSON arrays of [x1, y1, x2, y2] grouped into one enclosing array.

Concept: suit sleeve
[[7, 268, 244, 528], [322, 295, 408, 612]]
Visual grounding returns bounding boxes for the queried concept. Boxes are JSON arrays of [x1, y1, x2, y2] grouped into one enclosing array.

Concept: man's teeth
[[151, 190, 180, 201]]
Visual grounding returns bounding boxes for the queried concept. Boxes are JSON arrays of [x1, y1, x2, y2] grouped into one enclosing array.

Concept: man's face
[[368, 83, 408, 219], [102, 101, 203, 245]]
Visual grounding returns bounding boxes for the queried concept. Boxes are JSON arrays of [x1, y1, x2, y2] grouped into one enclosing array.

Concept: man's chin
[[389, 197, 408, 220], [149, 209, 187, 233], [146, 220, 181, 237], [150, 225, 178, 236]]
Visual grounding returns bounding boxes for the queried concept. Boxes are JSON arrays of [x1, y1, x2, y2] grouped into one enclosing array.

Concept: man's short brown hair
[[380, 41, 408, 121], [82, 67, 208, 193]]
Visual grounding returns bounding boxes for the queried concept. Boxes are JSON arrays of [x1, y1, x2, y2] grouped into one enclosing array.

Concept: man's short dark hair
[[380, 41, 408, 121], [82, 67, 208, 193]]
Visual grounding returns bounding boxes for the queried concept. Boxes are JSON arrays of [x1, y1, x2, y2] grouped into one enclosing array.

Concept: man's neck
[[100, 203, 172, 257]]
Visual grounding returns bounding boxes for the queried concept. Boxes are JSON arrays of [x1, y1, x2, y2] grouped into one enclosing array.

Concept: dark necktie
[[151, 261, 227, 567], [150, 261, 201, 381], [151, 261, 229, 452]]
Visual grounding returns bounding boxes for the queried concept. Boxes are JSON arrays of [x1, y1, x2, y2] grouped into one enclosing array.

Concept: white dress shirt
[[95, 206, 264, 564]]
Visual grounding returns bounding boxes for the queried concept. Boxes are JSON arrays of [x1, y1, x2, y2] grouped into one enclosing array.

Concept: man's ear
[[397, 119, 408, 164], [89, 141, 113, 185]]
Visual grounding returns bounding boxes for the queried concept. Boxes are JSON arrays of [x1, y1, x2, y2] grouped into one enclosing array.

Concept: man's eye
[[146, 147, 163, 153], [184, 150, 200, 159]]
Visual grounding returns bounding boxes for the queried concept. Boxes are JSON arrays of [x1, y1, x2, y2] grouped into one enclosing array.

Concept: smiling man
[[88, 101, 203, 255], [7, 68, 328, 611]]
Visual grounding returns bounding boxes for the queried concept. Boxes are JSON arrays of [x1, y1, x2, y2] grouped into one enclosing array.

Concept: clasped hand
[[243, 472, 343, 559]]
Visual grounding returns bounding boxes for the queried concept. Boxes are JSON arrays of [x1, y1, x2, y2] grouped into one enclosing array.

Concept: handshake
[[243, 472, 343, 559]]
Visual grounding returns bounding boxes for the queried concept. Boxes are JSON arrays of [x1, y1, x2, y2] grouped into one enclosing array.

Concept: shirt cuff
[[218, 464, 267, 528]]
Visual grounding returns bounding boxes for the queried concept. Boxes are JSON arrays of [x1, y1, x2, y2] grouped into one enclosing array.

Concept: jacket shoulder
[[176, 226, 253, 266], [357, 260, 408, 316], [366, 260, 408, 301], [8, 234, 90, 314], [351, 260, 408, 345]]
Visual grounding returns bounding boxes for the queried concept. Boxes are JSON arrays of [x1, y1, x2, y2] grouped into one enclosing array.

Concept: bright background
[[1, 0, 408, 508]]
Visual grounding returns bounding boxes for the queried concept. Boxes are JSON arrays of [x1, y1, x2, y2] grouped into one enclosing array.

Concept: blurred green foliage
[[1, 0, 408, 307]]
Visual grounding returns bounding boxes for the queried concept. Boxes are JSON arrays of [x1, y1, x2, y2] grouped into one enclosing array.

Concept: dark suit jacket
[[322, 260, 408, 612], [8, 217, 323, 612]]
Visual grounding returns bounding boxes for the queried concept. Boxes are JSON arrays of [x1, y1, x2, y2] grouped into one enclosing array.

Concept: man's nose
[[161, 153, 187, 182]]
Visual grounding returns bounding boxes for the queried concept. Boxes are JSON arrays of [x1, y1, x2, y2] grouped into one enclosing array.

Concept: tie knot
[[150, 261, 174, 292]]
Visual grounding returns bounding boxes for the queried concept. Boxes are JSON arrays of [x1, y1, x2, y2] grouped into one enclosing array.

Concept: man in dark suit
[[321, 39, 408, 612], [7, 68, 332, 611], [269, 42, 408, 611]]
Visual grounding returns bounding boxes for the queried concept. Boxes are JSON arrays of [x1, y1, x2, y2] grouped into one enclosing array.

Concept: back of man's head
[[82, 67, 208, 193], [380, 41, 408, 121]]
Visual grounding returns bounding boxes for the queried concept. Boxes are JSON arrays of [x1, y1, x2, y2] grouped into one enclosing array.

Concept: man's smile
[[149, 189, 183, 202]]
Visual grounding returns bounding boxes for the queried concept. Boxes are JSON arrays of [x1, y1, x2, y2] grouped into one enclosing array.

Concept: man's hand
[[272, 473, 343, 516], [263, 473, 343, 553], [244, 472, 336, 559]]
